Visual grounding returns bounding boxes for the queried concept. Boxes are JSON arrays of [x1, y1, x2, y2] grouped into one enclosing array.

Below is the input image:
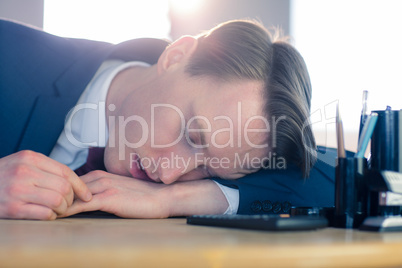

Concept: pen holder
[[334, 157, 368, 228], [370, 109, 400, 171]]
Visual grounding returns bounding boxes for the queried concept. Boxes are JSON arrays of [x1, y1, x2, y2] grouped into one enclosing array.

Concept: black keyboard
[[187, 214, 328, 231]]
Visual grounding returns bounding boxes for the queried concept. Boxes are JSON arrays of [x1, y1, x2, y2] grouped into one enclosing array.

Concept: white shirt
[[49, 61, 238, 215]]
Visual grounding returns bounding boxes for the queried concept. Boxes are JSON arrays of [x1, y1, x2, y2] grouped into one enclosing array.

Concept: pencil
[[355, 113, 378, 158], [336, 103, 346, 158], [358, 90, 369, 142]]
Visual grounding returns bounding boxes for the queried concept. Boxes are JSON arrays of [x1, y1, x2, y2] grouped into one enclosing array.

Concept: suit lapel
[[17, 44, 110, 155], [17, 96, 77, 155]]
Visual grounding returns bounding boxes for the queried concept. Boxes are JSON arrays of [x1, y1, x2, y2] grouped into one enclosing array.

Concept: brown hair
[[185, 20, 316, 177]]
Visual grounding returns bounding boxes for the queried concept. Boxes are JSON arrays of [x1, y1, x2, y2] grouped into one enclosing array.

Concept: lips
[[129, 154, 155, 182]]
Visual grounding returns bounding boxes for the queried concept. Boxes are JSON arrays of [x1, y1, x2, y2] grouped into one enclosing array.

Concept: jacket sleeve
[[211, 147, 348, 215]]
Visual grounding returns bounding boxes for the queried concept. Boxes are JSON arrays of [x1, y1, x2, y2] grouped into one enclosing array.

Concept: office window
[[291, 0, 402, 133], [44, 0, 171, 44]]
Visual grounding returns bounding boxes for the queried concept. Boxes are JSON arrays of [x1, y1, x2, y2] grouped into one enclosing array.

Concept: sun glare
[[291, 0, 402, 131], [169, 0, 204, 14], [44, 0, 171, 44]]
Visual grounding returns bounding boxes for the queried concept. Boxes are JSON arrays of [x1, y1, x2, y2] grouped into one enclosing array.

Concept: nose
[[154, 154, 202, 184]]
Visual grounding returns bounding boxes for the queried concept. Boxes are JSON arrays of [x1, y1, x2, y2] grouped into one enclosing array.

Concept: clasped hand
[[0, 151, 171, 220], [0, 151, 92, 220], [60, 171, 173, 218]]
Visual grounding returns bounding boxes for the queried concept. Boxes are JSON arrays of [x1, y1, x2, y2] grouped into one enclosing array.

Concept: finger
[[59, 195, 103, 218], [11, 203, 57, 220], [84, 177, 115, 195], [15, 151, 92, 202], [79, 170, 110, 184], [33, 171, 75, 207], [19, 186, 68, 215]]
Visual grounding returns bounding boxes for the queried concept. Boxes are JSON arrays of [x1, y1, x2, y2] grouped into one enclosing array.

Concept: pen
[[336, 103, 346, 158], [355, 112, 378, 158], [358, 90, 368, 142]]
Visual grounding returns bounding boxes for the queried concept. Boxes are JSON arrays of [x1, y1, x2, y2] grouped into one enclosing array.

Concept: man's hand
[[60, 171, 229, 218], [0, 150, 92, 220]]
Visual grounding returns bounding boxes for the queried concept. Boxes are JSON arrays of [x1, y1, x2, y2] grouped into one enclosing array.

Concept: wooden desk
[[1, 218, 402, 268]]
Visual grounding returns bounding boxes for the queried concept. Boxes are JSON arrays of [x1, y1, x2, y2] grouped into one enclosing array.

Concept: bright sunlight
[[44, 0, 171, 44]]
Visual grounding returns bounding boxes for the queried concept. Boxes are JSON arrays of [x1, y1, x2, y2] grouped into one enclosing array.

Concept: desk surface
[[1, 217, 402, 268]]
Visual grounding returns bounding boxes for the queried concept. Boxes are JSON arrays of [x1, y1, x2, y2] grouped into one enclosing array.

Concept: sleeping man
[[0, 19, 333, 220]]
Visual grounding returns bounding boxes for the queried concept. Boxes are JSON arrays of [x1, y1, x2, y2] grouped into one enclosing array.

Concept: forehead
[[191, 78, 266, 139], [192, 78, 265, 116]]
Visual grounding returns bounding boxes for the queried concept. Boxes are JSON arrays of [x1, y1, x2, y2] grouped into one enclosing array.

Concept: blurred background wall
[[0, 0, 290, 39], [168, 0, 289, 40], [0, 0, 44, 28]]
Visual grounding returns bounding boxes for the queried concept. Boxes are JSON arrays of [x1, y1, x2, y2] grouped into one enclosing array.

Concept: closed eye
[[184, 127, 198, 148], [185, 117, 208, 149]]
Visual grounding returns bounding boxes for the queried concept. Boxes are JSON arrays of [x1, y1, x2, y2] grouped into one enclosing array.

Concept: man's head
[[185, 20, 316, 177], [104, 19, 315, 183]]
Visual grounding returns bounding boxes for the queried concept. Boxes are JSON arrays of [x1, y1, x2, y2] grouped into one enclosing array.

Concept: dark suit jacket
[[0, 19, 338, 215]]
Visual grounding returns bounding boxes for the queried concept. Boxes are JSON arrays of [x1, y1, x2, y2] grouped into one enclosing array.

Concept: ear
[[157, 36, 198, 74]]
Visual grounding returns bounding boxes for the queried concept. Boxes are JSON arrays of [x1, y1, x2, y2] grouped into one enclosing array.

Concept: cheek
[[151, 106, 187, 146]]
